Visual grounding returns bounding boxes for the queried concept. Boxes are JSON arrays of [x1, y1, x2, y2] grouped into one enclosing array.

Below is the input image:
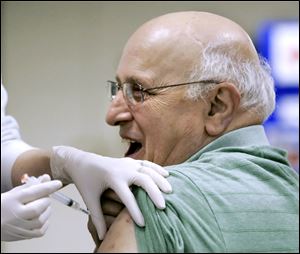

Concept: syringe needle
[[51, 191, 90, 215], [79, 208, 90, 215]]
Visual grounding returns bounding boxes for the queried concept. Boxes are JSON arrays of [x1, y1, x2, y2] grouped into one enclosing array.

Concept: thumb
[[82, 193, 107, 240], [37, 174, 51, 183], [90, 210, 107, 240]]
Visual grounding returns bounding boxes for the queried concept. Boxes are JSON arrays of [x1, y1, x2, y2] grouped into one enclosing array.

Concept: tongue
[[125, 142, 142, 157]]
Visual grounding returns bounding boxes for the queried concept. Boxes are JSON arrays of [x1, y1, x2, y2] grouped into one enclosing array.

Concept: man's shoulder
[[166, 144, 298, 195], [169, 144, 294, 175]]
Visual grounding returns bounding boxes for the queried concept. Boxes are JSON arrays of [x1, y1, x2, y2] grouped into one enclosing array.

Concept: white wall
[[1, 1, 298, 252]]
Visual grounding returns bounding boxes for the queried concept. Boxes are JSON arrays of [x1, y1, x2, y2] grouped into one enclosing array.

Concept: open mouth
[[124, 139, 143, 157]]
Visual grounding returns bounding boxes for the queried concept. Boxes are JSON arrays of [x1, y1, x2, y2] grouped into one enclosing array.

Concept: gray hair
[[185, 43, 275, 122]]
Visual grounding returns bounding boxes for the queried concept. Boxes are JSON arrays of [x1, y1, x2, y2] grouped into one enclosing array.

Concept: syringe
[[21, 174, 90, 216], [50, 191, 90, 215]]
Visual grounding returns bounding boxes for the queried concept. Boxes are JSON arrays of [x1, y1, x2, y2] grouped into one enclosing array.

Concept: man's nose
[[105, 90, 133, 126]]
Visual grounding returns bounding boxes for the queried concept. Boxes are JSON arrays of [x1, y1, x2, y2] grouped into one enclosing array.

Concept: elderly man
[[95, 11, 299, 252]]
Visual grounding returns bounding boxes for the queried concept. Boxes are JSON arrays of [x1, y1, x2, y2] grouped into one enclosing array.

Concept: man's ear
[[205, 83, 240, 136]]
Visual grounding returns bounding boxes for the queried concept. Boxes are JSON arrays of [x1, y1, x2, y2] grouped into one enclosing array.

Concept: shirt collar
[[186, 125, 270, 162]]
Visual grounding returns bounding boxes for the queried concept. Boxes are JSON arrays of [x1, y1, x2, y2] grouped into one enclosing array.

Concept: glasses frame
[[107, 79, 223, 105]]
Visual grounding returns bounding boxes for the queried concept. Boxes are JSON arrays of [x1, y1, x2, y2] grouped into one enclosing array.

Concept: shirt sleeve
[[1, 83, 34, 193], [133, 168, 226, 253]]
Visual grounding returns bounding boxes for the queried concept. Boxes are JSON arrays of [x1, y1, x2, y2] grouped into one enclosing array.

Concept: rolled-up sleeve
[[1, 84, 34, 193]]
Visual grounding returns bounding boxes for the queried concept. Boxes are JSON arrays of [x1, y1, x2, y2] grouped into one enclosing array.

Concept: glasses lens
[[107, 81, 119, 100], [123, 83, 144, 105]]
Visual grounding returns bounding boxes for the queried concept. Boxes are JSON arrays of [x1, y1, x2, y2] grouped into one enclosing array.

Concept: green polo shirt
[[134, 125, 299, 253]]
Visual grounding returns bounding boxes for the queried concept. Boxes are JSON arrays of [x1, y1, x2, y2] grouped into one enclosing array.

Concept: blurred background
[[1, 1, 299, 252]]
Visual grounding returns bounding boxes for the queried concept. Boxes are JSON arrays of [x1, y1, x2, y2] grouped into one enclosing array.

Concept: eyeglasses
[[107, 79, 222, 106]]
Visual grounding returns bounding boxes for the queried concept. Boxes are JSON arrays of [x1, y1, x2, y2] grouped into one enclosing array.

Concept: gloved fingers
[[112, 183, 145, 227], [138, 166, 172, 193], [140, 160, 169, 177], [89, 211, 107, 241], [8, 182, 33, 195], [1, 226, 32, 241], [20, 180, 62, 203], [37, 174, 51, 183], [82, 193, 107, 240], [3, 220, 49, 240], [87, 215, 101, 247], [22, 197, 51, 220], [22, 206, 51, 230], [132, 173, 166, 209]]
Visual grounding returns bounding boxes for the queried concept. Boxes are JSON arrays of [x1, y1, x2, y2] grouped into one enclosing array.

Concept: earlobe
[[205, 83, 240, 136]]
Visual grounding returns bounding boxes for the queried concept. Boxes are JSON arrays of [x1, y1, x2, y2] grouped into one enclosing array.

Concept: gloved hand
[[50, 145, 172, 240], [88, 189, 125, 248], [1, 174, 62, 241]]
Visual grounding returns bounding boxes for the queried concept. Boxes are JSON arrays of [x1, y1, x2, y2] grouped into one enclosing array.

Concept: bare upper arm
[[97, 208, 138, 253], [12, 149, 52, 187]]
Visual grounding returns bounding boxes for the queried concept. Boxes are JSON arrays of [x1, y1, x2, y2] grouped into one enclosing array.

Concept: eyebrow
[[115, 75, 147, 87]]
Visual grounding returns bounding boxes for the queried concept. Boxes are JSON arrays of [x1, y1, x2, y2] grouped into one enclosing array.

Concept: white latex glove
[[1, 174, 62, 242], [50, 145, 172, 240]]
